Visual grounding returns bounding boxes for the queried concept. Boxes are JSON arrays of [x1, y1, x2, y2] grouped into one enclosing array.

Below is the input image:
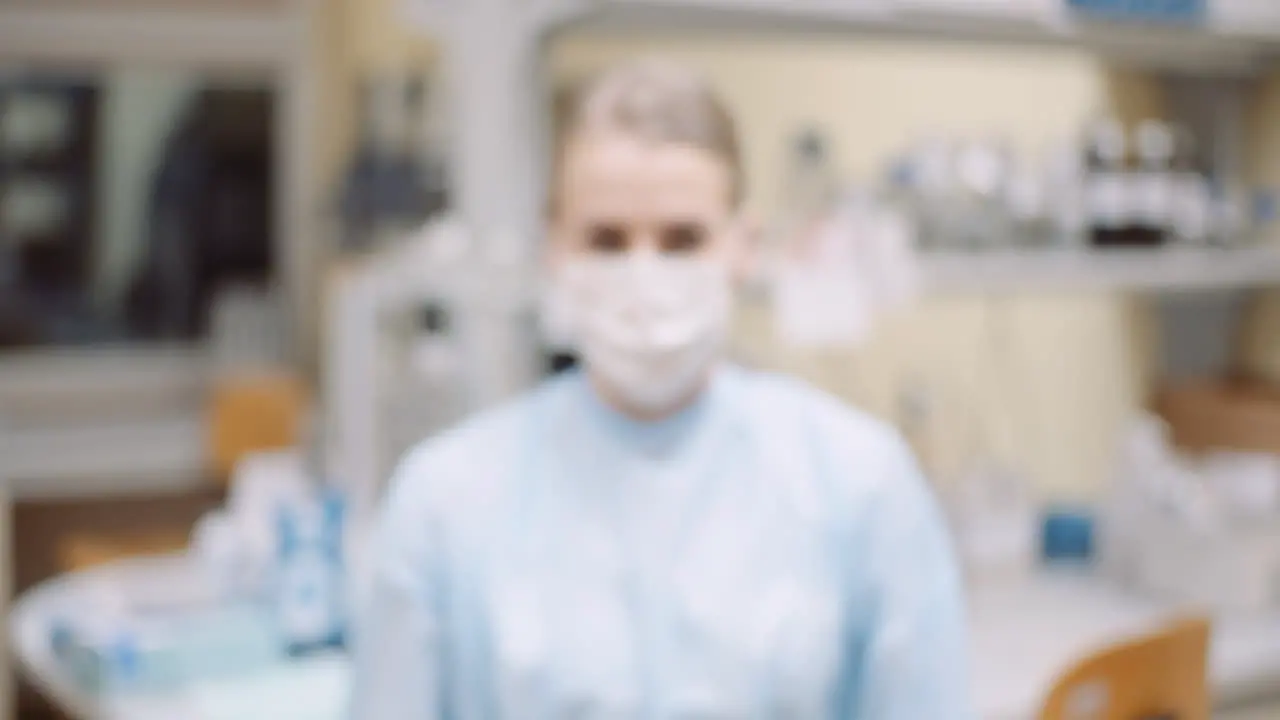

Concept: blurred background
[[5, 0, 1280, 718]]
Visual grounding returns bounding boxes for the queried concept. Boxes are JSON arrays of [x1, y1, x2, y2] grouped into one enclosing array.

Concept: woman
[[350, 58, 972, 719]]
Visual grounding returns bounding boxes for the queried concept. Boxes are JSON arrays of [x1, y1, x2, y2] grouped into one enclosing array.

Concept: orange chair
[[1039, 617, 1211, 720], [207, 371, 308, 481]]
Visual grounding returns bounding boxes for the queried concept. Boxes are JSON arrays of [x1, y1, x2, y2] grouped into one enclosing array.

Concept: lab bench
[[13, 556, 1280, 720]]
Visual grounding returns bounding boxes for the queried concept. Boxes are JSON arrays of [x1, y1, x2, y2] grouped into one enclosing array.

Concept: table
[[13, 558, 1280, 720], [9, 555, 349, 720], [970, 571, 1280, 719]]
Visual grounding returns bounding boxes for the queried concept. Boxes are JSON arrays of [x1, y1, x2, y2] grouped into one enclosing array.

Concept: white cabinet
[[0, 347, 210, 500], [585, 0, 893, 28], [921, 247, 1280, 295], [576, 0, 1279, 68], [1214, 0, 1280, 37], [894, 0, 1055, 22]]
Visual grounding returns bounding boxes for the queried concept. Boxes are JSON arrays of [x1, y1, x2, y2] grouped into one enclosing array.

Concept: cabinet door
[[0, 81, 98, 297], [1215, 0, 1280, 35]]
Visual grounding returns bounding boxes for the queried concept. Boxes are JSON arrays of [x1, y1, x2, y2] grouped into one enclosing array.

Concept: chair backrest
[[1039, 617, 1211, 720], [208, 371, 307, 481]]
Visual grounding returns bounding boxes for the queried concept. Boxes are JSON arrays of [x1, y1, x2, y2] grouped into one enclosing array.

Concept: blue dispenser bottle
[[275, 489, 346, 656]]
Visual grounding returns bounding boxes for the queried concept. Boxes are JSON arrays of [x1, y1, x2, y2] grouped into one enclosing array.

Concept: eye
[[659, 222, 709, 255], [585, 223, 629, 254]]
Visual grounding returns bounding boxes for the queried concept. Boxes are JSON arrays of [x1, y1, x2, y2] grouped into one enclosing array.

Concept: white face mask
[[550, 252, 732, 414]]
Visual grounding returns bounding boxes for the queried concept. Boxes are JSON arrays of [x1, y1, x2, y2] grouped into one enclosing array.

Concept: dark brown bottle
[[1084, 119, 1130, 248]]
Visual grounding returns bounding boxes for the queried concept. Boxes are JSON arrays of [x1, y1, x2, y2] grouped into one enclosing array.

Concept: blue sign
[[1067, 0, 1207, 24]]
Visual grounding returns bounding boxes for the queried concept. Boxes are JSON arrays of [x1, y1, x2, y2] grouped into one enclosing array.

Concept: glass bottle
[[1169, 125, 1212, 247], [1044, 139, 1087, 248], [954, 139, 1013, 250], [770, 128, 839, 273], [1131, 120, 1176, 247], [1006, 154, 1053, 248], [1084, 118, 1129, 248]]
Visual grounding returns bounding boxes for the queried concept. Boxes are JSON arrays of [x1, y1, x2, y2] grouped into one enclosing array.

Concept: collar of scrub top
[[547, 364, 743, 577], [568, 363, 733, 458]]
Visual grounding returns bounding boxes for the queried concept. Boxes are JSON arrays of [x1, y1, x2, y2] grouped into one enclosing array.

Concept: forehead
[[558, 131, 733, 220]]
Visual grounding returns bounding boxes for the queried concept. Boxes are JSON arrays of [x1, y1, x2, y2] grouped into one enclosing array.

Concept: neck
[[586, 369, 713, 423]]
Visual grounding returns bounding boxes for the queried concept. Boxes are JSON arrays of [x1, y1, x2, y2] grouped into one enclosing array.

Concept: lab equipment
[[334, 74, 448, 255], [48, 573, 281, 694], [773, 189, 920, 350], [879, 117, 1251, 254], [190, 511, 244, 601], [1005, 156, 1053, 247], [387, 298, 471, 459], [952, 139, 1013, 249], [1169, 125, 1214, 246], [1041, 509, 1096, 565], [191, 449, 313, 599], [351, 366, 971, 719], [915, 137, 953, 249], [1129, 119, 1176, 246], [276, 488, 346, 656], [947, 461, 1038, 582], [773, 201, 874, 349], [53, 605, 280, 695], [1105, 413, 1280, 612], [1044, 139, 1088, 247], [1201, 451, 1280, 519], [325, 214, 544, 560], [1211, 184, 1252, 248], [1084, 117, 1132, 247], [763, 127, 842, 294]]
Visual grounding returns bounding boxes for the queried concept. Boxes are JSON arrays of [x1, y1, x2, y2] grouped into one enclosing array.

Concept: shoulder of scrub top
[[732, 367, 927, 515], [377, 378, 568, 523]]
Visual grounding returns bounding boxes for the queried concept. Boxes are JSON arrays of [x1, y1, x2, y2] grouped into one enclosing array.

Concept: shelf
[[0, 415, 208, 501], [0, 2, 299, 68], [920, 245, 1280, 295], [0, 346, 211, 500], [1213, 0, 1280, 40], [565, 0, 1273, 72]]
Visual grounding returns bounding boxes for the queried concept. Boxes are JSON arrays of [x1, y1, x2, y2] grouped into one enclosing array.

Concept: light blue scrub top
[[350, 365, 972, 720]]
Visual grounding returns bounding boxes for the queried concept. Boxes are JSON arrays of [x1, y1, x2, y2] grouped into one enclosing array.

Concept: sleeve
[[348, 453, 446, 720], [851, 437, 974, 720]]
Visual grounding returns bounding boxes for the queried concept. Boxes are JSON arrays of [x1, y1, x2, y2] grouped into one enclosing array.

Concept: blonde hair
[[552, 58, 744, 211]]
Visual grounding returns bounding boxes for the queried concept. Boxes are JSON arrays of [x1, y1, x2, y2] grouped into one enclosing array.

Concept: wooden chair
[[1039, 617, 1212, 720], [207, 371, 308, 482]]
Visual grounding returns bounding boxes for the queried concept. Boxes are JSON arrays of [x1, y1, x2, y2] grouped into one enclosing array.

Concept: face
[[546, 130, 748, 417], [550, 130, 745, 271]]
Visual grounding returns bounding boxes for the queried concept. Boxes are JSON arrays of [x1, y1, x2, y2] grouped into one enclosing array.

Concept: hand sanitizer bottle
[[275, 490, 346, 656]]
